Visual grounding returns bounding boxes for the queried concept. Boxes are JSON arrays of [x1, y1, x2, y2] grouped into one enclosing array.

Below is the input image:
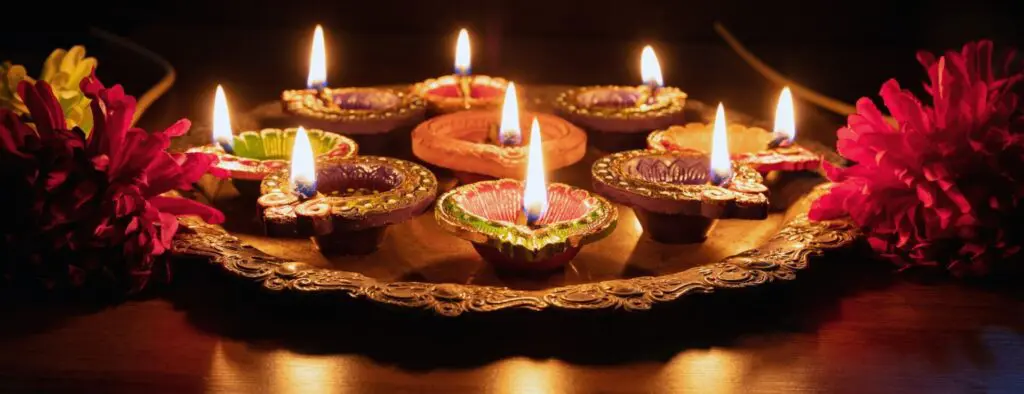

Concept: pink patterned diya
[[647, 122, 821, 174], [412, 29, 510, 114], [592, 149, 768, 244], [411, 110, 587, 182], [435, 180, 617, 272], [258, 156, 437, 255]]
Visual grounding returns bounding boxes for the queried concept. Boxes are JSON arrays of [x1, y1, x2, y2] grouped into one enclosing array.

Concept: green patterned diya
[[187, 127, 358, 181]]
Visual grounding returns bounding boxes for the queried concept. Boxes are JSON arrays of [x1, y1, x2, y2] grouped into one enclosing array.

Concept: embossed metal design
[[186, 127, 357, 181]]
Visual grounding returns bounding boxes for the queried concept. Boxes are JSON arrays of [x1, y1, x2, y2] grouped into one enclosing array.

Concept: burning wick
[[290, 126, 318, 199], [640, 45, 663, 105], [769, 86, 796, 149], [308, 25, 328, 93], [212, 84, 234, 154], [709, 103, 733, 186], [454, 28, 472, 108], [496, 82, 522, 146], [519, 117, 548, 228]]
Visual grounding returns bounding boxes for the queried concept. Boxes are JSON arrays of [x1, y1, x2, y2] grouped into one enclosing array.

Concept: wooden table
[[2, 23, 1023, 393]]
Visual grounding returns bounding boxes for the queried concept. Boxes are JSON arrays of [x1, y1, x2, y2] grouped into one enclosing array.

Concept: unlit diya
[[592, 149, 768, 244], [412, 74, 510, 114], [647, 122, 821, 173], [555, 85, 687, 152], [435, 179, 617, 272], [258, 155, 437, 255], [411, 110, 587, 182]]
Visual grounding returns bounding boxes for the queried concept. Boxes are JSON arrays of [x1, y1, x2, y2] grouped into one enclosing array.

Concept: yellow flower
[[0, 46, 96, 132]]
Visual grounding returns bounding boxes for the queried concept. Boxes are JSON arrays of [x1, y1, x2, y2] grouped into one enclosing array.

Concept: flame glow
[[498, 82, 521, 145], [522, 117, 548, 224], [640, 45, 664, 87], [774, 86, 796, 142], [307, 25, 327, 89], [709, 103, 733, 184], [289, 126, 316, 190], [212, 84, 233, 146], [455, 28, 471, 76]]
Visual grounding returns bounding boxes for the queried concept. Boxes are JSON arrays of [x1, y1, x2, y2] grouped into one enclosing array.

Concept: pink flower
[[811, 40, 1024, 277]]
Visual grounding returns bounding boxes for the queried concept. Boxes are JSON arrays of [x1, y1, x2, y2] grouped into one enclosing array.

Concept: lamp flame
[[212, 84, 233, 151], [290, 126, 317, 198], [498, 82, 521, 145], [640, 45, 663, 87], [307, 25, 327, 89], [709, 103, 733, 185], [522, 117, 548, 225], [774, 86, 796, 142], [454, 28, 471, 76]]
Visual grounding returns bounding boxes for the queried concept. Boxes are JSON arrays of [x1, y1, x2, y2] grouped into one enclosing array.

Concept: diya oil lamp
[[412, 82, 587, 184], [258, 127, 438, 255], [435, 118, 617, 273], [280, 25, 426, 153], [188, 85, 357, 196], [593, 104, 769, 244], [647, 87, 820, 174], [555, 45, 687, 152], [412, 28, 511, 114]]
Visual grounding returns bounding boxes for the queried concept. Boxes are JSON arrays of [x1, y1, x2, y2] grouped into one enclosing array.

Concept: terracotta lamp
[[412, 82, 587, 184], [412, 28, 511, 114], [555, 46, 687, 152]]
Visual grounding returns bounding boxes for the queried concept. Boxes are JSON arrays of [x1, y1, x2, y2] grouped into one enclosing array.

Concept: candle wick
[[768, 133, 792, 149]]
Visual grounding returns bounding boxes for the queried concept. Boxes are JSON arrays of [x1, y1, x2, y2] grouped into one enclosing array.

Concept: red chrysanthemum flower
[[810, 40, 1024, 277], [0, 74, 223, 294]]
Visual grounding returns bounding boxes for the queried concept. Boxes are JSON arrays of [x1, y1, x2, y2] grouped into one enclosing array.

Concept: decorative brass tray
[[171, 86, 860, 316]]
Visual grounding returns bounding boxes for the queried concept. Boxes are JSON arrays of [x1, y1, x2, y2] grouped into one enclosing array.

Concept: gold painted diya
[[592, 149, 768, 244], [647, 122, 821, 173], [257, 156, 437, 255], [555, 85, 687, 151], [412, 74, 511, 114], [281, 87, 426, 135], [435, 179, 617, 272]]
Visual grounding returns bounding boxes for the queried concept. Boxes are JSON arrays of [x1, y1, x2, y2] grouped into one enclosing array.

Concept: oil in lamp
[[594, 104, 769, 244], [412, 28, 511, 114], [647, 87, 821, 174], [188, 84, 357, 197], [258, 126, 438, 255], [435, 117, 617, 273], [411, 81, 587, 184], [555, 45, 687, 152], [280, 25, 426, 154]]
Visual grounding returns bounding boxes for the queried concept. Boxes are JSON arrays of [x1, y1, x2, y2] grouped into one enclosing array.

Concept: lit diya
[[258, 128, 437, 255], [280, 25, 426, 151], [555, 45, 687, 151], [593, 104, 768, 244], [188, 85, 357, 195], [412, 28, 511, 114], [412, 82, 587, 183], [435, 118, 617, 273], [647, 87, 820, 173]]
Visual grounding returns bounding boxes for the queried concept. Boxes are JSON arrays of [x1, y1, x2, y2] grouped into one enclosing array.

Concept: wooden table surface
[[2, 22, 1023, 393]]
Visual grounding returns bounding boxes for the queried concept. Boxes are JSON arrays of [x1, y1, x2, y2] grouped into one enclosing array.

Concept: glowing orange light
[[307, 25, 327, 89], [640, 45, 664, 87], [212, 84, 233, 148], [455, 28, 471, 76], [522, 117, 548, 224], [289, 126, 316, 194], [498, 82, 521, 145], [774, 86, 796, 142], [710, 103, 733, 184]]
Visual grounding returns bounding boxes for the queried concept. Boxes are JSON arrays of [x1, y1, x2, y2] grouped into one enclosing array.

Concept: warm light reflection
[[213, 85, 234, 146], [454, 28, 472, 76], [307, 25, 327, 89], [498, 82, 522, 145], [774, 86, 796, 142], [709, 103, 733, 184], [659, 350, 746, 394], [290, 126, 317, 196], [640, 45, 664, 87], [522, 117, 548, 224], [493, 358, 564, 394]]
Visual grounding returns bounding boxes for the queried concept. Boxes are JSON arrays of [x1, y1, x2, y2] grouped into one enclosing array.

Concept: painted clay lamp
[[435, 118, 617, 272], [412, 28, 511, 114], [555, 45, 687, 151]]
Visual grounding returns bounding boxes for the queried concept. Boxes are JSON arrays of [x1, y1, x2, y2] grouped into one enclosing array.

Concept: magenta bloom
[[811, 41, 1024, 277]]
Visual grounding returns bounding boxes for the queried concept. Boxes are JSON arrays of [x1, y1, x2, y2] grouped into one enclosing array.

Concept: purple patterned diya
[[257, 155, 437, 255], [412, 29, 511, 114], [555, 46, 687, 152], [280, 26, 426, 153]]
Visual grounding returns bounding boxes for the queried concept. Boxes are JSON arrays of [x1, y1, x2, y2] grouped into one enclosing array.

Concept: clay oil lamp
[[412, 28, 511, 114], [412, 82, 587, 184], [280, 25, 426, 153], [258, 127, 438, 255], [555, 45, 687, 152], [593, 104, 769, 244], [647, 87, 820, 174], [188, 85, 357, 196], [435, 118, 617, 273]]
